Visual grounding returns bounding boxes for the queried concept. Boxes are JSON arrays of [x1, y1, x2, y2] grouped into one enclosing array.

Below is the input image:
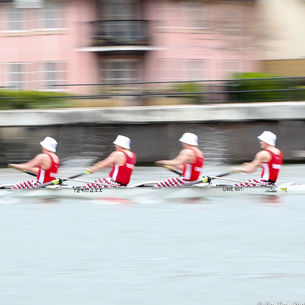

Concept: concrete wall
[[1, 103, 305, 166]]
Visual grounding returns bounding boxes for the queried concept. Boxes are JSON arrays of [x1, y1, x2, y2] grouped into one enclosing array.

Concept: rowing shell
[[1, 182, 305, 200]]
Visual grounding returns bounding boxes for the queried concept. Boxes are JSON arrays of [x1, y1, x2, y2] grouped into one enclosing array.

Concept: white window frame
[[6, 5, 24, 32], [102, 0, 139, 20], [216, 5, 243, 32], [187, 59, 207, 81], [159, 58, 184, 82], [5, 62, 26, 90], [15, 0, 43, 9], [2, 1, 65, 33], [41, 61, 65, 91], [156, 1, 208, 31], [182, 1, 208, 30], [101, 59, 140, 84], [39, 0, 64, 30]]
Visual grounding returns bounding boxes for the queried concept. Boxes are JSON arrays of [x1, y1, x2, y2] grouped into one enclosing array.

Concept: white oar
[[208, 175, 261, 184], [186, 170, 238, 186], [162, 165, 182, 176], [33, 171, 92, 189], [63, 178, 93, 184], [20, 169, 37, 177]]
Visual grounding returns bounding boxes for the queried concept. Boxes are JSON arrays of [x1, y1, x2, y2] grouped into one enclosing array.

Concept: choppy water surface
[[1, 164, 305, 305]]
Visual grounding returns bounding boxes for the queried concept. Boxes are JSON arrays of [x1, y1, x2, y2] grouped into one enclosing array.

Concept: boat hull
[[2, 183, 305, 200]]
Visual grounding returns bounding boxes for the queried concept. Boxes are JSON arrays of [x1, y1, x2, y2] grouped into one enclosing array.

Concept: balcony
[[91, 20, 149, 47]]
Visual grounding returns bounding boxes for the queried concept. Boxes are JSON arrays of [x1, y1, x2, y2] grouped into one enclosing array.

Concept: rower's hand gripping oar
[[34, 170, 92, 189]]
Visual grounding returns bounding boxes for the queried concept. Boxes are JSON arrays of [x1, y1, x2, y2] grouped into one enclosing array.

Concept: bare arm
[[8, 154, 50, 174], [87, 151, 125, 173], [156, 149, 194, 170], [233, 150, 271, 173]]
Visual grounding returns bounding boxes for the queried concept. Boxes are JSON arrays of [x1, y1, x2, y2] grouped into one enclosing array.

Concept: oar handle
[[162, 165, 182, 176], [21, 169, 37, 177], [190, 170, 237, 186], [34, 171, 92, 189], [67, 171, 91, 180], [212, 170, 237, 178]]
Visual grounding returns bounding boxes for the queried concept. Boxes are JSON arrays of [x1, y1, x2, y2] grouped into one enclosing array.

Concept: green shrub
[[173, 82, 204, 104], [228, 72, 305, 102], [0, 90, 71, 109]]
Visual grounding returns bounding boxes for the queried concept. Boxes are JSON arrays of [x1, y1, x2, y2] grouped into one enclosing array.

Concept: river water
[[0, 164, 305, 305]]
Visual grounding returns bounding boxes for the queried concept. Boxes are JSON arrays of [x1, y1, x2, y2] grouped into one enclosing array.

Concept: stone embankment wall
[[0, 102, 305, 166]]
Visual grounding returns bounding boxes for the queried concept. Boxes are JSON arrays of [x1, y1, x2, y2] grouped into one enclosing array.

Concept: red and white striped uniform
[[37, 154, 59, 184], [154, 177, 195, 188], [155, 148, 204, 188], [261, 149, 283, 183], [85, 151, 136, 189], [182, 148, 204, 181], [109, 151, 136, 186], [235, 179, 268, 187], [85, 177, 123, 189], [13, 180, 41, 189], [13, 154, 59, 189], [234, 148, 283, 187]]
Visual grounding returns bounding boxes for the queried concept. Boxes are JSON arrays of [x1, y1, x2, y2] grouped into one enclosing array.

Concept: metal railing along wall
[[51, 76, 305, 104]]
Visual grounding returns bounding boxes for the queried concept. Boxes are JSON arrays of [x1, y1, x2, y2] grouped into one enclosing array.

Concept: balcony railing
[[91, 20, 149, 46]]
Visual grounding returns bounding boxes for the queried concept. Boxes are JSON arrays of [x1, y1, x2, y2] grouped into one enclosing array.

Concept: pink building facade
[[0, 0, 259, 94]]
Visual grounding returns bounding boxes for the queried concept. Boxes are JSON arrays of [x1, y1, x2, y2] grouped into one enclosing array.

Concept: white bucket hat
[[258, 131, 277, 146], [113, 135, 130, 149], [40, 136, 57, 152], [179, 132, 198, 146]]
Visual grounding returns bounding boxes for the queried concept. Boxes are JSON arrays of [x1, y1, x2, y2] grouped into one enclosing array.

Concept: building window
[[156, 1, 207, 31], [3, 1, 64, 32], [7, 5, 23, 31], [102, 59, 139, 84], [159, 59, 184, 82], [41, 0, 64, 29], [42, 62, 65, 90], [155, 3, 179, 29], [6, 63, 25, 90], [102, 0, 138, 19], [187, 59, 206, 81], [15, 0, 42, 8], [183, 1, 208, 30], [217, 5, 242, 32]]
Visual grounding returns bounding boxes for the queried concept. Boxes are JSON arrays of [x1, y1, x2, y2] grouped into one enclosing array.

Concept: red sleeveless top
[[37, 154, 60, 183], [109, 151, 136, 186], [261, 149, 283, 183], [182, 148, 204, 181]]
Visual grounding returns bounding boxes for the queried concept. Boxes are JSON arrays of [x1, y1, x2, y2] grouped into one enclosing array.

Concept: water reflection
[[255, 195, 282, 205]]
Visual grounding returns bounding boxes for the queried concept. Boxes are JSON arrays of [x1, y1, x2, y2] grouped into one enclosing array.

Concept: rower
[[9, 136, 60, 189], [232, 131, 283, 185], [154, 132, 204, 187], [84, 135, 136, 188]]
